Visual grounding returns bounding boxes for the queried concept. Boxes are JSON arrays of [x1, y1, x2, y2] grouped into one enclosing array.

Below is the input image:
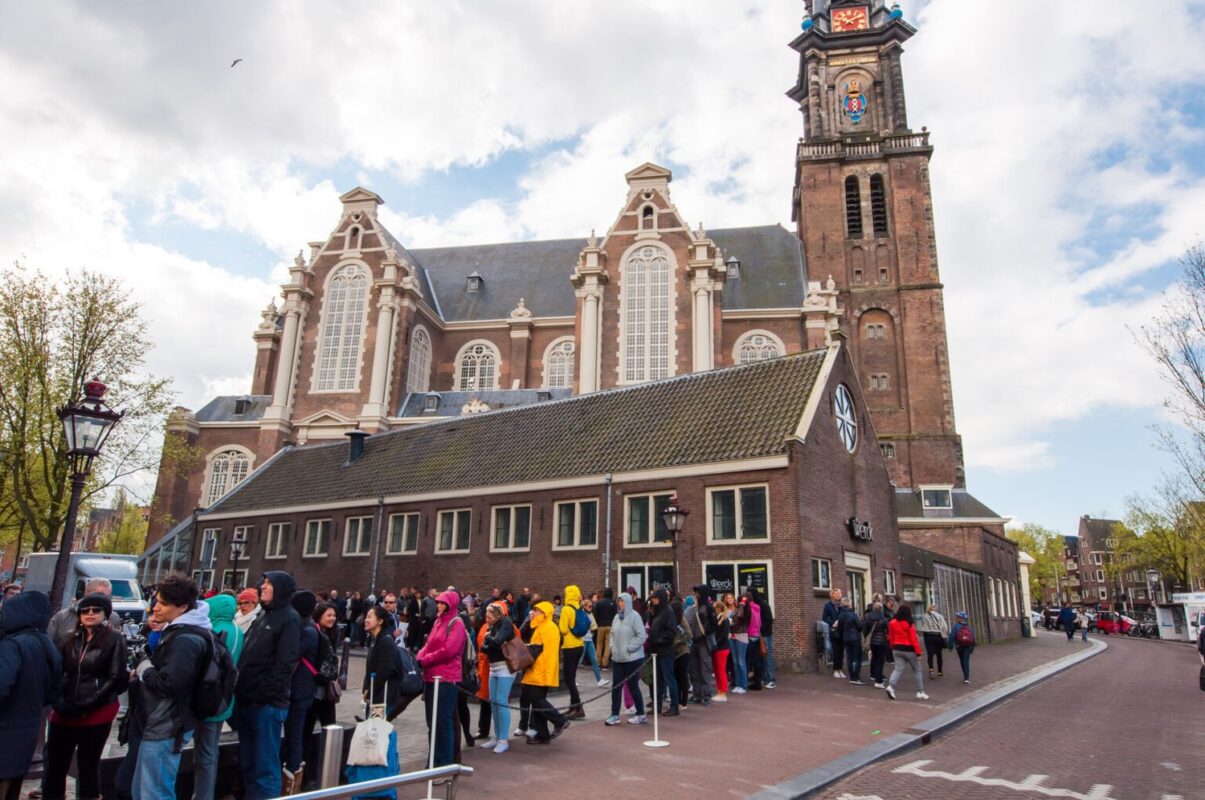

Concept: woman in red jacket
[[884, 605, 928, 701]]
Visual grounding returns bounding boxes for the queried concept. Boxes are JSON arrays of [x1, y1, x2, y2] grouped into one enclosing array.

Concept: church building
[[143, 0, 1023, 649]]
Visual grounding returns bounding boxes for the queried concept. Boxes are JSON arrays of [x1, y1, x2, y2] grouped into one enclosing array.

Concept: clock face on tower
[[831, 6, 870, 32]]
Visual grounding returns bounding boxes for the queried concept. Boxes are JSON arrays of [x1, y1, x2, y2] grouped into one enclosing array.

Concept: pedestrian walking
[[919, 605, 949, 679], [836, 598, 864, 684], [594, 588, 617, 669], [1077, 609, 1089, 642], [1057, 604, 1076, 641], [416, 590, 466, 766], [862, 601, 890, 688], [192, 593, 244, 800], [519, 601, 569, 744], [281, 590, 319, 794], [556, 584, 587, 719], [236, 572, 301, 800], [605, 593, 647, 725], [478, 603, 517, 753], [885, 605, 928, 701], [822, 588, 845, 679], [948, 611, 975, 684], [0, 591, 61, 800]]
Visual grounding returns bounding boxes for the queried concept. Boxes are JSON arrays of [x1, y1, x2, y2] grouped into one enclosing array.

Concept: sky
[[2, 1, 1203, 536]]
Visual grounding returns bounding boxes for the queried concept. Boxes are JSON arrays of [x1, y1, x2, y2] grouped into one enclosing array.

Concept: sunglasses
[[79, 607, 105, 615]]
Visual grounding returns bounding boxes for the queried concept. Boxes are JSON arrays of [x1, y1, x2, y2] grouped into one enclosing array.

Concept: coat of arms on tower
[[842, 79, 867, 123]]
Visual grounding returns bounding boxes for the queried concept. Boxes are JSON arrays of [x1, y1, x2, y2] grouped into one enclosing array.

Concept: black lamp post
[[228, 529, 248, 590], [50, 378, 123, 609], [660, 495, 689, 595]]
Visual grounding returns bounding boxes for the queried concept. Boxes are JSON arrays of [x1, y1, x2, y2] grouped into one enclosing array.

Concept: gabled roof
[[205, 348, 831, 515]]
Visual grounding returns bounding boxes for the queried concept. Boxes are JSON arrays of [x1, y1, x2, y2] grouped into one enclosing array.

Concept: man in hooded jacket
[[647, 589, 680, 716], [236, 572, 301, 800], [0, 590, 60, 800]]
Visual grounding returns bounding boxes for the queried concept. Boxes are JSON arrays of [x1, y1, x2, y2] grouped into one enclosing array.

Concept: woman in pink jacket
[[417, 590, 466, 766]]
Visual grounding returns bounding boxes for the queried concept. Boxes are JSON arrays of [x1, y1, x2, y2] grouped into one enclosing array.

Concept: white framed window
[[386, 513, 420, 555], [342, 516, 373, 556], [554, 499, 598, 550], [625, 492, 675, 547], [865, 323, 886, 339], [988, 578, 997, 616], [620, 245, 673, 384], [200, 528, 219, 569], [734, 331, 784, 364], [869, 373, 890, 390], [231, 525, 254, 561], [454, 340, 500, 390], [221, 569, 249, 591], [707, 484, 769, 543], [1096, 569, 1105, 582], [543, 338, 575, 389], [920, 486, 953, 510], [812, 558, 832, 591], [304, 519, 331, 557], [879, 442, 896, 459], [1098, 587, 1108, 601], [191, 570, 215, 591], [436, 509, 472, 554], [204, 448, 252, 506], [491, 505, 531, 552], [406, 326, 432, 393], [314, 263, 369, 392], [1091, 552, 1103, 565], [884, 569, 896, 596], [265, 522, 290, 559]]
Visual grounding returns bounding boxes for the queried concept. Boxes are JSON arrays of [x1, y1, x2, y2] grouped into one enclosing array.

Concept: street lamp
[[1146, 569, 1160, 608], [50, 378, 123, 609], [228, 529, 248, 590], [660, 495, 688, 595]]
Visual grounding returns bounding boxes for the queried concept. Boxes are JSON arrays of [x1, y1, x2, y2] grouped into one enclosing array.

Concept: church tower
[[788, 0, 964, 490]]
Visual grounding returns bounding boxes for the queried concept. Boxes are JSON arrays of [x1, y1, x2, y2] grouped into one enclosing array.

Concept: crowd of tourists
[[0, 572, 983, 799]]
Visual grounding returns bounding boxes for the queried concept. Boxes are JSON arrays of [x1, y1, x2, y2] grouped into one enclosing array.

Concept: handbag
[[501, 636, 533, 673], [347, 717, 393, 767]]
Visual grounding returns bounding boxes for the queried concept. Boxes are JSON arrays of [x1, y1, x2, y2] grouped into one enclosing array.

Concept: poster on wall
[[649, 565, 675, 594], [705, 564, 737, 598], [739, 563, 769, 597]]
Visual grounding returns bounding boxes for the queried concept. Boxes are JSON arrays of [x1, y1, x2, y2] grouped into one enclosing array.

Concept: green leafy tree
[[95, 490, 148, 556], [1117, 478, 1205, 594], [1007, 522, 1066, 606]]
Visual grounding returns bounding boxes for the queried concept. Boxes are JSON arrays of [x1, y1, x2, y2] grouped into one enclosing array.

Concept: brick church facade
[[143, 0, 1022, 648]]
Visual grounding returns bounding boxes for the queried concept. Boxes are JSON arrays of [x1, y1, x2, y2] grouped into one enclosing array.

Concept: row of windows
[[844, 175, 890, 239], [987, 577, 1020, 618], [867, 373, 890, 390], [809, 558, 895, 596], [203, 484, 773, 562]]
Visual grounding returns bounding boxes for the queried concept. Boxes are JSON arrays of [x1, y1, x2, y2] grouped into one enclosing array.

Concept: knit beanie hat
[[237, 589, 259, 606], [291, 589, 318, 619], [77, 592, 113, 618]]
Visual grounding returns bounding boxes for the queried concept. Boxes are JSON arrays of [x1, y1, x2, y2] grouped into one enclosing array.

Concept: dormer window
[[466, 271, 484, 293], [423, 394, 441, 413], [920, 486, 953, 510], [537, 391, 552, 402], [233, 398, 250, 416], [725, 256, 741, 280], [640, 205, 655, 231]]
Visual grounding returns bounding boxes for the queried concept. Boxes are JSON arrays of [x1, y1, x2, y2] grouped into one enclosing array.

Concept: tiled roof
[[406, 225, 805, 322], [1078, 517, 1121, 546], [208, 349, 830, 515], [895, 489, 1004, 520], [195, 395, 272, 422]]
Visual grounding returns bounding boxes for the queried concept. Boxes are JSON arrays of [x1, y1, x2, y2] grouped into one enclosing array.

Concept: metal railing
[[797, 130, 931, 161], [285, 763, 474, 800]]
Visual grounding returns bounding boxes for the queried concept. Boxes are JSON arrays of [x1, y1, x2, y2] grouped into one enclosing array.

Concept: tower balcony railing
[[797, 130, 931, 161]]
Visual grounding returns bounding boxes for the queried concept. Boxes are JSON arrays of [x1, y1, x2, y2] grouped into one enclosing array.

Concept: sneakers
[[493, 740, 509, 754], [514, 727, 536, 738], [833, 670, 846, 679], [849, 679, 865, 685], [873, 682, 885, 689], [764, 681, 777, 689], [731, 686, 747, 694], [963, 679, 971, 685], [712, 693, 728, 702], [551, 719, 571, 739], [597, 678, 610, 687], [916, 692, 930, 700], [885, 685, 896, 700], [479, 738, 498, 749], [605, 715, 622, 726], [628, 714, 648, 724], [621, 705, 634, 716]]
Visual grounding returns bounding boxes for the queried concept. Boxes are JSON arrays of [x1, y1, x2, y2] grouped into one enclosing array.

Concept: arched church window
[[844, 176, 863, 239], [622, 246, 672, 383], [315, 264, 369, 392], [544, 338, 575, 389], [406, 325, 432, 393], [456, 340, 500, 390], [870, 174, 889, 237], [204, 449, 251, 506], [735, 331, 783, 364]]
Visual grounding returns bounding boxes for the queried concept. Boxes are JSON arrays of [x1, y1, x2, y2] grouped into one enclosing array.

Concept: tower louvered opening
[[870, 174, 889, 237], [844, 176, 863, 239]]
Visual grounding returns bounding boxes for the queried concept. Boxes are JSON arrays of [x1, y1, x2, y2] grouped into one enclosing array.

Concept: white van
[[22, 553, 148, 624]]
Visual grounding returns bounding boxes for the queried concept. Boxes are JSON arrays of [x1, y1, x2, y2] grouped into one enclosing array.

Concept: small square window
[[554, 500, 598, 550], [879, 443, 896, 460], [492, 505, 531, 552], [626, 493, 674, 546], [424, 394, 440, 412], [436, 509, 472, 554], [920, 488, 952, 509], [343, 517, 373, 556], [304, 520, 331, 557], [707, 485, 769, 543], [811, 558, 832, 591], [386, 513, 420, 555]]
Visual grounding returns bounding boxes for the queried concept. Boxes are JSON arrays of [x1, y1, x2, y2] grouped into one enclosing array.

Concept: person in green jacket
[[193, 594, 244, 800]]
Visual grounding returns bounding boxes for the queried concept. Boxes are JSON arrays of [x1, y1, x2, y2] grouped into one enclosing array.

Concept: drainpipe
[[370, 495, 385, 593], [603, 473, 614, 589]]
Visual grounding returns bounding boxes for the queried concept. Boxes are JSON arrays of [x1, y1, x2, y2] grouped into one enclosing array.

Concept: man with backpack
[[685, 584, 717, 704], [236, 572, 301, 800], [131, 575, 211, 800], [556, 584, 589, 720], [947, 611, 976, 684]]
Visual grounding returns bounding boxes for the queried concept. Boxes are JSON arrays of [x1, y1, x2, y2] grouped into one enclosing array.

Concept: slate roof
[[195, 395, 271, 423], [1078, 516, 1121, 547], [207, 349, 830, 515], [405, 224, 805, 322], [894, 489, 1005, 520], [396, 389, 573, 418]]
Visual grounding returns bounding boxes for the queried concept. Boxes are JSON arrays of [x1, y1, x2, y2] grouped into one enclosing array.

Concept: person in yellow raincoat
[[519, 601, 568, 744]]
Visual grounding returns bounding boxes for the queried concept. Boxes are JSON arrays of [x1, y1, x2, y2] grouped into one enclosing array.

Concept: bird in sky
[[230, 58, 243, 68]]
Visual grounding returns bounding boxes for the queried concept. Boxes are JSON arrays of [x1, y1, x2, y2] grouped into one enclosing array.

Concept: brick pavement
[[18, 631, 1091, 799], [814, 634, 1203, 800]]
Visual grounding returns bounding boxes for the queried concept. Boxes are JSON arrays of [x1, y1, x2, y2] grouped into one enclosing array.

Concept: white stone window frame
[[342, 515, 374, 557], [385, 512, 420, 556], [311, 260, 372, 394], [436, 508, 473, 555], [202, 445, 255, 508], [552, 499, 599, 551], [303, 519, 332, 558], [884, 568, 896, 596], [453, 339, 502, 391], [200, 528, 220, 569], [616, 241, 678, 386], [919, 485, 953, 510], [490, 504, 533, 553], [265, 522, 290, 560], [623, 491, 676, 549], [733, 330, 785, 365], [406, 324, 433, 394], [705, 483, 772, 545], [541, 337, 576, 389], [811, 557, 832, 591]]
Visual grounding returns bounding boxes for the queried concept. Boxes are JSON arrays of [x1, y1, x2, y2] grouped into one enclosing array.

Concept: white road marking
[[892, 759, 1120, 800], [1160, 762, 1181, 771], [835, 795, 886, 800]]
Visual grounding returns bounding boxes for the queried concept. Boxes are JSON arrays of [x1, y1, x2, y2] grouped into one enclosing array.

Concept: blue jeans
[[488, 673, 515, 741], [1081, 625, 1089, 642], [956, 645, 973, 680], [844, 641, 863, 682], [655, 652, 679, 711], [282, 696, 314, 771], [423, 681, 457, 767], [582, 639, 603, 682], [193, 720, 223, 800], [132, 731, 192, 800], [762, 635, 776, 683], [237, 704, 288, 800], [610, 659, 645, 717], [730, 639, 749, 689]]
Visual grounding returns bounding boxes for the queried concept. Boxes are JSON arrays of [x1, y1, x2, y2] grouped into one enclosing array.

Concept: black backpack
[[191, 629, 238, 719], [393, 642, 423, 697]]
